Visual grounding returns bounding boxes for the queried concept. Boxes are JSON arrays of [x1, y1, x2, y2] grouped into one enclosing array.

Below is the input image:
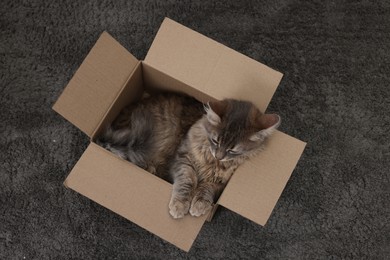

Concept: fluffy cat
[[97, 93, 280, 218], [168, 98, 280, 218]]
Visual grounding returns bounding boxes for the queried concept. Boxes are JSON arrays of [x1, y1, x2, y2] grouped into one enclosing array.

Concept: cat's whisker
[[209, 147, 216, 159]]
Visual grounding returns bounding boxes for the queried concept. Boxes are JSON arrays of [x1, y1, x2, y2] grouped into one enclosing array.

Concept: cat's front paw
[[169, 199, 190, 219], [189, 198, 212, 217]]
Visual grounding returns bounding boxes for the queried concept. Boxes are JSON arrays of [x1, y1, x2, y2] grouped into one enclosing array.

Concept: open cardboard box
[[53, 18, 306, 251]]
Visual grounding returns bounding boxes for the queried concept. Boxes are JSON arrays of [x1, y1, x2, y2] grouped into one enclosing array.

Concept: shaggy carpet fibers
[[1, 1, 389, 259]]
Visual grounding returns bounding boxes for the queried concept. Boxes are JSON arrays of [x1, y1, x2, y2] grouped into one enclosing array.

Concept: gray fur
[[98, 94, 280, 218], [169, 99, 280, 218], [98, 93, 204, 178]]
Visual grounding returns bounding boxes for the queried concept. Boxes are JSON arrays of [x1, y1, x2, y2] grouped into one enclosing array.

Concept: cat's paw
[[169, 199, 190, 219], [189, 198, 212, 217]]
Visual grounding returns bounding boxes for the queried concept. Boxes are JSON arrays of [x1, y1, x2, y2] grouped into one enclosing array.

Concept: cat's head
[[203, 99, 280, 161]]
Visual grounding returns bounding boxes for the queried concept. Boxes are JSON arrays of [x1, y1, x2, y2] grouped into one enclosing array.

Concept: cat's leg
[[169, 162, 197, 219], [189, 182, 224, 217]]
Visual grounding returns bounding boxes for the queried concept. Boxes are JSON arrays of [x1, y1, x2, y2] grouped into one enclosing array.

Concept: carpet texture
[[1, 1, 389, 259]]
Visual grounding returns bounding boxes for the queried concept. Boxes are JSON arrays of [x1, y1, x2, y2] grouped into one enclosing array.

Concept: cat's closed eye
[[227, 149, 241, 155]]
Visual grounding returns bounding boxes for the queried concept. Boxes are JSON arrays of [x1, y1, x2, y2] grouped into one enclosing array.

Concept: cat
[[97, 92, 280, 218]]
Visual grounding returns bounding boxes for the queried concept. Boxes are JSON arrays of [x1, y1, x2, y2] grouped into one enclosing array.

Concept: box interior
[[89, 60, 308, 228], [91, 62, 218, 144], [64, 142, 208, 252]]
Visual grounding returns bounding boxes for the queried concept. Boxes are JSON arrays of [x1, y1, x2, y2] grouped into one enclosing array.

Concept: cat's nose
[[215, 150, 225, 160]]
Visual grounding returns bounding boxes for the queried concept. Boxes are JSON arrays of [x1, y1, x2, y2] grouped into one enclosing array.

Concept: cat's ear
[[250, 114, 281, 141], [204, 100, 227, 125]]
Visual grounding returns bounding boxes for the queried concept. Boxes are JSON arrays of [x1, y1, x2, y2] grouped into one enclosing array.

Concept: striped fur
[[97, 93, 280, 219], [169, 99, 280, 218]]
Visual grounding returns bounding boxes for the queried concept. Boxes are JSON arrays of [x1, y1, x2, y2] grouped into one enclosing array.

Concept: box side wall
[[53, 32, 139, 137], [218, 131, 306, 225], [93, 61, 216, 143], [145, 18, 283, 112], [142, 62, 216, 103], [64, 143, 208, 251], [92, 62, 144, 140]]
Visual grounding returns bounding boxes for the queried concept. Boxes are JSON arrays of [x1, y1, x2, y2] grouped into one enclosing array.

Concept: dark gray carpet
[[1, 1, 389, 259]]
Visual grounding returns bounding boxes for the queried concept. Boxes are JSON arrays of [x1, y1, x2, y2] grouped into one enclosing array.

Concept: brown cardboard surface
[[145, 18, 283, 112], [53, 32, 138, 137], [142, 63, 216, 104], [92, 62, 144, 140], [217, 131, 306, 225], [64, 143, 208, 252]]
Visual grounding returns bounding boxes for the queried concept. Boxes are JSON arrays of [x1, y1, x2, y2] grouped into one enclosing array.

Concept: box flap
[[217, 131, 306, 225], [53, 32, 139, 137], [64, 143, 207, 252], [145, 18, 283, 112]]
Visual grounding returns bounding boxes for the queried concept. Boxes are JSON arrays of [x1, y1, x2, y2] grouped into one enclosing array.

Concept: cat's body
[[98, 92, 280, 218], [98, 93, 204, 180]]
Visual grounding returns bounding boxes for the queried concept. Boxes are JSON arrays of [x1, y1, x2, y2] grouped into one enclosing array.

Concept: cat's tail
[[96, 126, 131, 160], [96, 119, 153, 170]]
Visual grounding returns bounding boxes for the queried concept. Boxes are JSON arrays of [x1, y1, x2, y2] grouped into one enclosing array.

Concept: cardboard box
[[53, 18, 306, 251]]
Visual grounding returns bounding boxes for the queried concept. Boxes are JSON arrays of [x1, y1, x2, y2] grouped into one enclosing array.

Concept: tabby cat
[[97, 93, 280, 218]]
